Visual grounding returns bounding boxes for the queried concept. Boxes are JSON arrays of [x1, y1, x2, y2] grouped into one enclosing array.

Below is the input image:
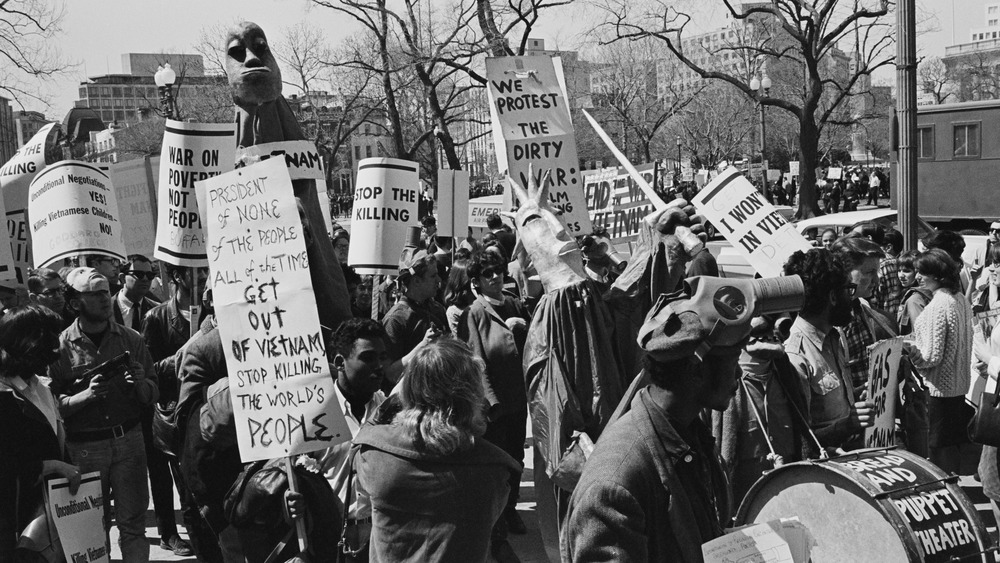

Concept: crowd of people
[[4, 194, 1000, 562]]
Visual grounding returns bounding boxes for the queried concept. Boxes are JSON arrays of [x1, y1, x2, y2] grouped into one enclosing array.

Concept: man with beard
[[48, 267, 157, 562], [783, 249, 874, 453]]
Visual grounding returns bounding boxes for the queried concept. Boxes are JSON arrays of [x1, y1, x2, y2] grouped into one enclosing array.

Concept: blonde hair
[[395, 337, 487, 456]]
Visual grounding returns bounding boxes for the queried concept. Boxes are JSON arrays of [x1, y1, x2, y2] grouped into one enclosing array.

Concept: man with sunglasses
[[784, 248, 875, 453], [113, 255, 159, 332], [88, 255, 123, 296]]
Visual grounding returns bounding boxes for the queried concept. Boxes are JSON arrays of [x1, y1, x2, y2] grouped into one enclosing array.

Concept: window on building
[[102, 99, 112, 108], [79, 87, 87, 98], [366, 145, 372, 158], [125, 99, 134, 108], [364, 124, 370, 135], [954, 123, 980, 158], [102, 110, 113, 121], [114, 110, 124, 122], [917, 127, 934, 159], [123, 87, 133, 97], [101, 86, 111, 96], [112, 87, 122, 97], [125, 110, 136, 121], [991, 5, 998, 13], [354, 146, 361, 160], [113, 99, 123, 107]]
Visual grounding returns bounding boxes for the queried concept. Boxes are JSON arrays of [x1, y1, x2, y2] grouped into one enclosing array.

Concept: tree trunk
[[476, 0, 509, 57], [378, 0, 406, 158], [795, 117, 824, 219]]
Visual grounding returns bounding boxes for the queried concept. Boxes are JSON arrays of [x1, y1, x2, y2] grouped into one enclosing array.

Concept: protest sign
[[583, 164, 658, 245], [236, 140, 325, 180], [29, 161, 127, 268], [864, 337, 904, 448], [154, 120, 236, 267], [1, 123, 59, 284], [693, 167, 813, 278], [348, 158, 419, 275], [437, 169, 470, 237], [48, 471, 108, 563], [468, 195, 503, 229], [681, 159, 694, 182], [695, 169, 709, 189], [767, 169, 781, 182], [197, 158, 350, 462], [827, 167, 843, 180], [789, 161, 800, 176], [109, 156, 159, 257], [486, 55, 590, 235]]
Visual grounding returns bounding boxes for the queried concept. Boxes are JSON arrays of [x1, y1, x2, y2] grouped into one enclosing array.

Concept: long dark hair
[[915, 248, 962, 293], [0, 304, 64, 377], [443, 259, 474, 309]]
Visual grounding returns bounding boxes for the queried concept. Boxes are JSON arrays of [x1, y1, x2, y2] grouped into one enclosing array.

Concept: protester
[[27, 267, 73, 326], [873, 228, 905, 319], [419, 215, 438, 251], [48, 267, 157, 562], [87, 255, 122, 296], [898, 250, 931, 335], [486, 212, 517, 262], [443, 258, 474, 334], [564, 276, 762, 560], [353, 338, 520, 563], [831, 236, 897, 397], [458, 251, 531, 557], [973, 309, 1000, 525], [313, 318, 392, 562], [820, 228, 838, 250], [974, 246, 1000, 314], [783, 249, 874, 452], [382, 250, 448, 386], [923, 230, 976, 298], [0, 305, 81, 560], [333, 228, 351, 265], [141, 264, 208, 557], [894, 249, 932, 457], [904, 249, 975, 474], [114, 255, 159, 332]]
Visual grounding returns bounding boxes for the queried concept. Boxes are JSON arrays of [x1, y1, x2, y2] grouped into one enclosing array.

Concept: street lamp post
[[750, 72, 771, 200], [675, 136, 682, 186], [154, 63, 177, 120]]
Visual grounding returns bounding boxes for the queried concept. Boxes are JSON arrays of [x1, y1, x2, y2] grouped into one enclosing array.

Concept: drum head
[[738, 464, 911, 563]]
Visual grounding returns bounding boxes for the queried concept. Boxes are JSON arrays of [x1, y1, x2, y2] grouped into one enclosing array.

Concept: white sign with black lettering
[[236, 140, 325, 181], [197, 158, 350, 462], [48, 471, 108, 563]]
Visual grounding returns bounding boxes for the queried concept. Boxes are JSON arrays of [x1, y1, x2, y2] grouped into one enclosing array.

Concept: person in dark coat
[[458, 251, 531, 554], [0, 305, 81, 559], [564, 280, 758, 562], [354, 338, 520, 563]]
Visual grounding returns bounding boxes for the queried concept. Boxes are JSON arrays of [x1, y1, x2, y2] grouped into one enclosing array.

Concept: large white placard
[[789, 161, 800, 176], [865, 337, 904, 448], [236, 140, 325, 180], [1, 123, 58, 284], [486, 56, 591, 235], [347, 158, 419, 275], [197, 158, 350, 462], [437, 169, 470, 237], [48, 471, 108, 563], [693, 168, 813, 278], [109, 157, 159, 258], [154, 120, 236, 267], [29, 161, 127, 268]]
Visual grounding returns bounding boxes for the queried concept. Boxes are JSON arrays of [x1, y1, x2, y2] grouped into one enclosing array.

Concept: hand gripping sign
[[29, 161, 127, 268], [196, 158, 351, 461], [154, 120, 236, 267]]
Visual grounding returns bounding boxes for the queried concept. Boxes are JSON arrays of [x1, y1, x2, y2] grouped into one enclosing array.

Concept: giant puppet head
[[225, 22, 283, 109]]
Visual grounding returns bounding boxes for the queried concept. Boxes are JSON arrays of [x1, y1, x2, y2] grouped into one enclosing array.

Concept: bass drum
[[736, 448, 992, 562]]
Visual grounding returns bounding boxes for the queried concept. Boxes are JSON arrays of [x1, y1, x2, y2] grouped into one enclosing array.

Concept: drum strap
[[741, 377, 778, 461]]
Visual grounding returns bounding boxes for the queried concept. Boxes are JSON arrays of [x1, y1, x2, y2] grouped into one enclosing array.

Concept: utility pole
[[897, 0, 919, 250]]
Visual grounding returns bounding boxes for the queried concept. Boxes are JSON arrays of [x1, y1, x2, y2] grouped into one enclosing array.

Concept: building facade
[[0, 97, 17, 164], [13, 111, 51, 147]]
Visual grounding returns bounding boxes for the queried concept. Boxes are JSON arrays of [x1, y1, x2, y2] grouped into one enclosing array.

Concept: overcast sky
[[36, 0, 985, 120]]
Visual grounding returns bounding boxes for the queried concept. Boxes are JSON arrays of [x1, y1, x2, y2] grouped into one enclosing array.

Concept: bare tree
[[588, 38, 703, 163], [0, 0, 74, 108], [918, 56, 954, 104], [674, 82, 756, 169], [601, 0, 894, 218]]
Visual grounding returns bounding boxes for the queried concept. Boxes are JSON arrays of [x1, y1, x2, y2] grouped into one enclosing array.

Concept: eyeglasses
[[841, 283, 858, 297], [480, 268, 504, 279], [126, 271, 155, 280]]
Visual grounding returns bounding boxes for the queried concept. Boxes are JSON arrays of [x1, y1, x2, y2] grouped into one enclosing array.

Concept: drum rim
[[734, 447, 990, 562]]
